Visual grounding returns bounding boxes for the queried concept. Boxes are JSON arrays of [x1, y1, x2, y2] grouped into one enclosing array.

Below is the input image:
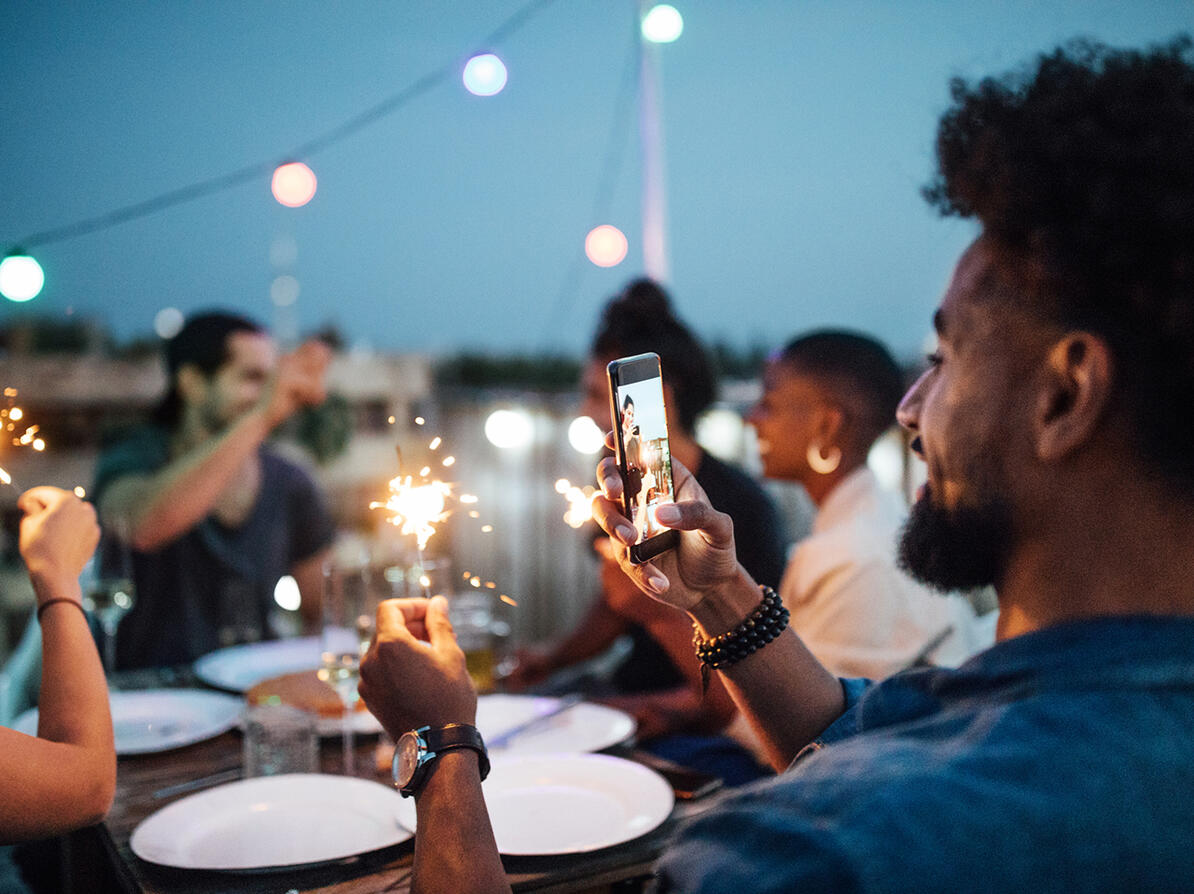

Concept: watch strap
[[424, 722, 490, 782]]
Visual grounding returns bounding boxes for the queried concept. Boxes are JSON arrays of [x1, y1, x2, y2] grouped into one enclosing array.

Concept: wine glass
[[80, 542, 135, 675], [319, 549, 374, 776]]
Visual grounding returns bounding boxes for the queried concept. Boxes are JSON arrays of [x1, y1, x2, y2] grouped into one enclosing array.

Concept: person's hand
[[18, 487, 100, 592], [358, 596, 477, 740], [261, 339, 331, 428], [591, 443, 741, 614]]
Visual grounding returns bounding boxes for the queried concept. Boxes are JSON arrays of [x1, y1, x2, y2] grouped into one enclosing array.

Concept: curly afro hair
[[925, 35, 1194, 492]]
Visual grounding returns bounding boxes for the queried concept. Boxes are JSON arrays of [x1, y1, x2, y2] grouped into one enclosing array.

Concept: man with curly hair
[[357, 37, 1194, 892]]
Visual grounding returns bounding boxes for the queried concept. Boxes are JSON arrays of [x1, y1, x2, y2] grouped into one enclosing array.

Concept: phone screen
[[607, 352, 679, 564]]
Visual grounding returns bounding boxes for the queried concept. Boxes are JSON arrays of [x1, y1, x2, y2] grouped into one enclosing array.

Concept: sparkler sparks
[[370, 419, 515, 608], [370, 475, 452, 552], [0, 388, 47, 488]]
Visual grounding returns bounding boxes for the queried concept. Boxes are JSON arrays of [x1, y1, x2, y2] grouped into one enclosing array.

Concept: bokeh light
[[271, 274, 300, 307], [153, 306, 185, 339], [585, 225, 628, 267], [484, 408, 533, 450], [463, 53, 508, 96], [273, 574, 301, 611], [695, 407, 746, 460], [867, 429, 906, 495], [0, 253, 45, 302], [271, 162, 317, 207], [568, 415, 605, 454], [642, 4, 684, 43], [269, 234, 298, 268]]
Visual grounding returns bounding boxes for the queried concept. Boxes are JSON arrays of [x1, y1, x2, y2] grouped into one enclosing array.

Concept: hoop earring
[[807, 443, 841, 475]]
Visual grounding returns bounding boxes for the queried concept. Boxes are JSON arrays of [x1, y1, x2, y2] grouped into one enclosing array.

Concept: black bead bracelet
[[692, 586, 789, 685]]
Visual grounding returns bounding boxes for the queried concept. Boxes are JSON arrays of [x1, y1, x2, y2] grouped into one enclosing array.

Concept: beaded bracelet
[[692, 586, 789, 688], [37, 597, 88, 622]]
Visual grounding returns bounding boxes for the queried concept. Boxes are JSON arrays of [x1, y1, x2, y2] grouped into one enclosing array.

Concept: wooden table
[[54, 675, 711, 894]]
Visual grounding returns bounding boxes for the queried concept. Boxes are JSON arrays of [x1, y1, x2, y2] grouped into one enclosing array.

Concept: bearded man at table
[[93, 311, 336, 670], [359, 36, 1194, 892]]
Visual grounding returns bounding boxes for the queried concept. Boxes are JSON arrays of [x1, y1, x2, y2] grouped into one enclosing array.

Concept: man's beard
[[898, 485, 1014, 592]]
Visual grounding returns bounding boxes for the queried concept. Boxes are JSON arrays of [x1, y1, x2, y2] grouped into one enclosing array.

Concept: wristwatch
[[392, 723, 490, 798]]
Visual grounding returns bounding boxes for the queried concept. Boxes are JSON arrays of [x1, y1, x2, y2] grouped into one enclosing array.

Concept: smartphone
[[607, 352, 680, 564]]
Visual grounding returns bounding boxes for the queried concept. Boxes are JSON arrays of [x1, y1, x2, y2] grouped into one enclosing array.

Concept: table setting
[[65, 629, 723, 894]]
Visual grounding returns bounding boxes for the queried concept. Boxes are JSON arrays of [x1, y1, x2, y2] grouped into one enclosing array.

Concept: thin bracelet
[[692, 586, 790, 689], [36, 597, 88, 622]]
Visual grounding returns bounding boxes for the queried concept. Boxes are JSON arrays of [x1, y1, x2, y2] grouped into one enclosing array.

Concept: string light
[[585, 225, 629, 267], [642, 5, 684, 43], [0, 252, 45, 302], [463, 54, 508, 96], [2, 0, 561, 252], [271, 162, 318, 207]]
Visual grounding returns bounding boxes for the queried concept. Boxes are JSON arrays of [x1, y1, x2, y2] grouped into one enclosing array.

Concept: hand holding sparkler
[[358, 596, 478, 739], [19, 487, 100, 599]]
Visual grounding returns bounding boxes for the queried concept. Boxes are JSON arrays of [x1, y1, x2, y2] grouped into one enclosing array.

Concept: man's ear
[[1035, 332, 1113, 462], [175, 364, 209, 406]]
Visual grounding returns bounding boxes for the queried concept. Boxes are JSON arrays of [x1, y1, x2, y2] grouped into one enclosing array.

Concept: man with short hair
[[357, 37, 1194, 891], [94, 311, 336, 669]]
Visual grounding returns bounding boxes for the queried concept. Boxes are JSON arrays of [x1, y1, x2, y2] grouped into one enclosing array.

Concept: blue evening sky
[[2, 2, 1189, 361]]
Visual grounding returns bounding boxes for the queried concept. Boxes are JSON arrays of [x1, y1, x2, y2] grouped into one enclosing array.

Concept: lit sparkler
[[555, 477, 597, 529], [370, 422, 512, 605], [0, 388, 47, 489]]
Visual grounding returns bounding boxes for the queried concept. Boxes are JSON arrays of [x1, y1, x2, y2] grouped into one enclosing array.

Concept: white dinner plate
[[130, 773, 413, 871], [11, 689, 243, 756], [192, 637, 325, 692], [393, 753, 674, 855], [476, 694, 635, 754]]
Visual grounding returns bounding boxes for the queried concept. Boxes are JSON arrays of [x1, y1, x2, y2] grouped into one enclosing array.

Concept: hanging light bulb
[[271, 162, 317, 207], [585, 225, 628, 267], [642, 5, 684, 43], [463, 54, 508, 96], [0, 251, 45, 302]]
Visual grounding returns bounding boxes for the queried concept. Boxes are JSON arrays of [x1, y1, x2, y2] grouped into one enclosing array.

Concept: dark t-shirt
[[93, 426, 336, 670], [612, 450, 788, 693]]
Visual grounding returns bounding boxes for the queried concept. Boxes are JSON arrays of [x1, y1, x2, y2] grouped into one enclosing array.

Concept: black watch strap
[[425, 722, 491, 781]]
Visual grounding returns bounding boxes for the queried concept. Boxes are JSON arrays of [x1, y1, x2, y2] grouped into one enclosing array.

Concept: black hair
[[622, 394, 634, 410], [925, 35, 1194, 492], [778, 330, 904, 451], [592, 279, 716, 434], [153, 310, 264, 427]]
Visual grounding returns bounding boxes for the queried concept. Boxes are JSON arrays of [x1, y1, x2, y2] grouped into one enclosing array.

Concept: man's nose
[[896, 374, 925, 433]]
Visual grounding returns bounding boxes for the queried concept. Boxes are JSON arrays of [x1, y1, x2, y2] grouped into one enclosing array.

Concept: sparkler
[[0, 387, 47, 489], [371, 420, 513, 605]]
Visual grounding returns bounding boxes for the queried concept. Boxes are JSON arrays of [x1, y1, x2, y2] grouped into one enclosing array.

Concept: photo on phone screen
[[607, 352, 680, 564]]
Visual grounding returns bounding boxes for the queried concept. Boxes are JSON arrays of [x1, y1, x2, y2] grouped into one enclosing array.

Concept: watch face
[[395, 732, 422, 787]]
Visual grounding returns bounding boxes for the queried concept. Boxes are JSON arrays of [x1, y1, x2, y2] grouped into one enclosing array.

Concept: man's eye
[[926, 352, 944, 367]]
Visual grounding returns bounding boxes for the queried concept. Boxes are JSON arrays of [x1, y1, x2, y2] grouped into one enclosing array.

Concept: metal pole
[[638, 2, 670, 283]]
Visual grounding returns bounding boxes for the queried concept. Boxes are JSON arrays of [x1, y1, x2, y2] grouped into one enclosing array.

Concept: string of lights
[[0, 2, 686, 307], [4, 0, 559, 253]]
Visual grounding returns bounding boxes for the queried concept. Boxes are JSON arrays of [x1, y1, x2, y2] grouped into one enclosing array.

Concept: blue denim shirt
[[656, 616, 1194, 893]]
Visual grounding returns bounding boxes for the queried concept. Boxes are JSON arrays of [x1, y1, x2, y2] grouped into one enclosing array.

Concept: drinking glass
[[242, 703, 319, 777], [80, 541, 136, 675], [320, 550, 374, 775]]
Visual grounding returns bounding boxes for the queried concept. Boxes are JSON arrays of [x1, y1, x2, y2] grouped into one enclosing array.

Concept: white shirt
[[779, 466, 989, 679]]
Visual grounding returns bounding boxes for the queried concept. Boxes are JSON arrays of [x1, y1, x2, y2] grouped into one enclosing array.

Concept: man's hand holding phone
[[592, 445, 743, 614]]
